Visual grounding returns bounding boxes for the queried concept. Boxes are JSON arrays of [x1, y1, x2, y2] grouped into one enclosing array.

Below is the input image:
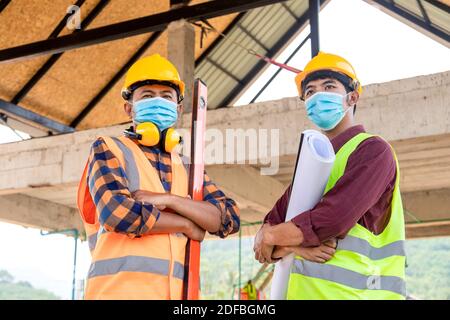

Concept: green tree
[[200, 236, 450, 300], [0, 270, 60, 300], [0, 270, 14, 283]]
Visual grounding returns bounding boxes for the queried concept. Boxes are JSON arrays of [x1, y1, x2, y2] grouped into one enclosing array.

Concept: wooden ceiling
[[0, 0, 237, 130]]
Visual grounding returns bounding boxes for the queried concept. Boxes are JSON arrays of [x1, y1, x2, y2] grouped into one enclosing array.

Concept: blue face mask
[[133, 97, 178, 131], [305, 92, 351, 131]]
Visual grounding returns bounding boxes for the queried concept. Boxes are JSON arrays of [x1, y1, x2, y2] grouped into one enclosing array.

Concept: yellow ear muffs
[[135, 122, 160, 147], [160, 127, 182, 153], [125, 122, 181, 152]]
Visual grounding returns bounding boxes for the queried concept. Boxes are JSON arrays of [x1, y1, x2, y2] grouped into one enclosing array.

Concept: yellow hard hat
[[295, 52, 362, 98], [121, 54, 185, 101]]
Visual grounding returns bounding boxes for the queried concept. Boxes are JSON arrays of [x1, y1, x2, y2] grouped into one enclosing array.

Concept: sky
[[0, 0, 449, 299]]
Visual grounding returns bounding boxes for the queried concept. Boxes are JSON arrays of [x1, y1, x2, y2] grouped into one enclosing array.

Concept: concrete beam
[[22, 184, 79, 208], [391, 134, 450, 193], [254, 133, 450, 193], [1, 114, 49, 138], [0, 194, 84, 236], [0, 124, 128, 195], [406, 221, 450, 239], [403, 188, 450, 223], [168, 19, 195, 113], [211, 219, 450, 240], [178, 71, 450, 158]]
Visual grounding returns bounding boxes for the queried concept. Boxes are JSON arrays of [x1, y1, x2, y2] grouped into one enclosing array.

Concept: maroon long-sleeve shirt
[[264, 125, 397, 247]]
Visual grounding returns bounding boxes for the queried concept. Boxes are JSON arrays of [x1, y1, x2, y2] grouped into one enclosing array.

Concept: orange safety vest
[[77, 136, 188, 300]]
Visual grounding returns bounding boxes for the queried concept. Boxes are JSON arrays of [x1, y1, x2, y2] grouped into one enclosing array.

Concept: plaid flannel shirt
[[86, 137, 240, 238]]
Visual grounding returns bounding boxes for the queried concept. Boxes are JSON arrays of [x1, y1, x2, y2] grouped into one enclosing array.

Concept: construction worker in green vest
[[241, 280, 258, 300], [254, 52, 406, 300]]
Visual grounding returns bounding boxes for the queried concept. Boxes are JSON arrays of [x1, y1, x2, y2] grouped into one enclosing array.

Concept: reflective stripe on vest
[[172, 261, 185, 280], [337, 235, 405, 260], [77, 135, 189, 300], [111, 137, 140, 192], [88, 256, 185, 280], [292, 260, 406, 296], [88, 233, 97, 252], [287, 132, 406, 300]]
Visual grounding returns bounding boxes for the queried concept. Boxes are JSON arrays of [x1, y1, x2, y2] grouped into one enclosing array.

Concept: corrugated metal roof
[[395, 0, 450, 33], [421, 0, 450, 32], [368, 0, 449, 47], [195, 0, 325, 109]]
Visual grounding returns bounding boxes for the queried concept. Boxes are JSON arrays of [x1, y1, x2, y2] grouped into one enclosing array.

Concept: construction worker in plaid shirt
[[77, 54, 240, 300]]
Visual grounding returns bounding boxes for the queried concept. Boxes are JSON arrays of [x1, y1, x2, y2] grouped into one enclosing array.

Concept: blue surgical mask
[[305, 92, 351, 131], [133, 97, 178, 131]]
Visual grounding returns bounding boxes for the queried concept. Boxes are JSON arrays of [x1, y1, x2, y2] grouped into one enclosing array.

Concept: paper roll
[[270, 129, 335, 300]]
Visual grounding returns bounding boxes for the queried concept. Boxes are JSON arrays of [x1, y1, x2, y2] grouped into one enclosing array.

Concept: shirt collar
[[330, 124, 366, 153]]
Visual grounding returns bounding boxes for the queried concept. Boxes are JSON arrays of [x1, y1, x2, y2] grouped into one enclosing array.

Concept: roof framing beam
[[0, 0, 11, 14], [309, 0, 320, 57], [0, 99, 75, 133], [236, 22, 270, 52], [70, 0, 196, 127], [219, 0, 328, 107], [70, 31, 163, 128], [11, 0, 109, 105], [205, 57, 243, 84], [170, 0, 190, 6], [416, 0, 431, 24], [195, 12, 246, 67], [0, 0, 288, 64], [368, 0, 450, 47], [422, 0, 450, 12]]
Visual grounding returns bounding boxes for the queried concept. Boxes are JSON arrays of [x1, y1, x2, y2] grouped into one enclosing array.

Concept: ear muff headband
[[124, 123, 181, 153]]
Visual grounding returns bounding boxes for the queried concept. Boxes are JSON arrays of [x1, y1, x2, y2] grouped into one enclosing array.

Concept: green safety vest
[[244, 282, 257, 300], [287, 132, 406, 300]]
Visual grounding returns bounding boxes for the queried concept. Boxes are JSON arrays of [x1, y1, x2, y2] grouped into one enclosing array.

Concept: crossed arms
[[87, 138, 240, 241]]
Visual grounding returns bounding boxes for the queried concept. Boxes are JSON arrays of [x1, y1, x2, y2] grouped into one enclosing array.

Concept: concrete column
[[168, 19, 195, 113]]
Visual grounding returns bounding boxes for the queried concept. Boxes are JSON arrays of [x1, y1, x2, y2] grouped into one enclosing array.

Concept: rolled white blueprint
[[270, 129, 335, 300]]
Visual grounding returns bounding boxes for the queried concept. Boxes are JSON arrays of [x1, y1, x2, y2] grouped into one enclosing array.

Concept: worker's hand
[[132, 190, 172, 211], [254, 224, 275, 264], [323, 238, 338, 249], [271, 246, 293, 260], [293, 244, 336, 264], [184, 220, 206, 242]]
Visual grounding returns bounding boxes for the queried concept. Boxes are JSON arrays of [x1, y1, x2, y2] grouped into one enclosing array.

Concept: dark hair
[[302, 70, 355, 96], [123, 80, 183, 102]]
